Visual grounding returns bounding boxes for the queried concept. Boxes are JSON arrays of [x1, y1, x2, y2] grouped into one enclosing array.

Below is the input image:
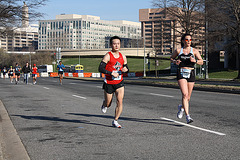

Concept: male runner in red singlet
[[32, 64, 38, 84], [98, 36, 129, 128]]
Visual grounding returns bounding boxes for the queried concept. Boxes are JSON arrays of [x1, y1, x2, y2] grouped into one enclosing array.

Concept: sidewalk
[[0, 100, 30, 160]]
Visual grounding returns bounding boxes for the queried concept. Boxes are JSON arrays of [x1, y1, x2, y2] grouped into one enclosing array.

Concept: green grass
[[61, 57, 171, 73], [208, 70, 238, 79], [63, 57, 102, 73], [61, 57, 239, 80]]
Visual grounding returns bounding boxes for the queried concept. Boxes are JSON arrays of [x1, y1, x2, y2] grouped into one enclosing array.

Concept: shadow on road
[[66, 113, 184, 127], [12, 113, 184, 128]]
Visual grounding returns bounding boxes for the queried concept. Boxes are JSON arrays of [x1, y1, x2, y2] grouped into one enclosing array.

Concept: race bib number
[[59, 68, 63, 71], [180, 68, 191, 78], [112, 70, 122, 80]]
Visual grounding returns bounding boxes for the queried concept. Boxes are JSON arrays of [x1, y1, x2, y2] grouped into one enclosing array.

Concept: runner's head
[[34, 64, 36, 67], [181, 33, 192, 48], [110, 36, 121, 52]]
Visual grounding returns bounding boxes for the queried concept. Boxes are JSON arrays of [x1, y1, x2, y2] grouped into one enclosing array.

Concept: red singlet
[[32, 67, 37, 74], [104, 52, 124, 84]]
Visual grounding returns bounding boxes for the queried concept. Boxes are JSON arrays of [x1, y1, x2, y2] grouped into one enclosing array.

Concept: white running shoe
[[186, 115, 193, 124], [112, 120, 122, 128], [101, 105, 108, 113], [177, 104, 184, 119]]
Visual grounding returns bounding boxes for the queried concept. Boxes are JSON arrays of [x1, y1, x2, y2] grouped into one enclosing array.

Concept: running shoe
[[186, 115, 193, 124], [177, 104, 184, 119], [112, 120, 122, 128], [101, 105, 108, 113]]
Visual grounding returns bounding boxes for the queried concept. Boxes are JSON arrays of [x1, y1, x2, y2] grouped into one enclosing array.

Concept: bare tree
[[0, 0, 47, 36], [152, 0, 205, 35], [207, 0, 240, 78]]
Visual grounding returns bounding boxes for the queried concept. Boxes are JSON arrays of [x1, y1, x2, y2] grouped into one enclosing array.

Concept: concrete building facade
[[0, 3, 38, 52], [139, 8, 205, 55], [38, 14, 141, 50]]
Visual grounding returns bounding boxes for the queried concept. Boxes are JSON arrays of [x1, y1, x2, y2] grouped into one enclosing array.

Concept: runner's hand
[[122, 67, 128, 73], [190, 56, 196, 63], [111, 72, 119, 78], [175, 60, 181, 65]]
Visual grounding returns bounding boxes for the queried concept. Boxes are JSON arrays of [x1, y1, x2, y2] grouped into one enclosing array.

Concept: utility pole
[[205, 0, 209, 79], [144, 33, 146, 77]]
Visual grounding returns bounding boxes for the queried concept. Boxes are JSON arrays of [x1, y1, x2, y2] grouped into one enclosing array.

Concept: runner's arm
[[170, 48, 181, 65], [98, 53, 112, 75], [122, 54, 129, 73]]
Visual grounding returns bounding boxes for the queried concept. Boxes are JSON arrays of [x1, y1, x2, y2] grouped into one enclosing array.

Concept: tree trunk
[[237, 44, 240, 79]]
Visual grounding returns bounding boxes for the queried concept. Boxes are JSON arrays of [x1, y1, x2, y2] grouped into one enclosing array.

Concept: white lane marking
[[72, 95, 87, 100], [161, 117, 226, 136], [150, 93, 174, 98], [96, 86, 102, 88], [70, 83, 77, 84], [43, 87, 50, 90]]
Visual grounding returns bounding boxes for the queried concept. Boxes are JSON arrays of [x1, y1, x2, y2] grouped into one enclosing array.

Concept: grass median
[[61, 56, 239, 80]]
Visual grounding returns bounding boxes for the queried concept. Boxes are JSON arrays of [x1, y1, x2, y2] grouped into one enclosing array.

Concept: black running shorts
[[15, 73, 20, 76], [103, 80, 124, 94], [58, 71, 64, 75], [177, 69, 195, 82]]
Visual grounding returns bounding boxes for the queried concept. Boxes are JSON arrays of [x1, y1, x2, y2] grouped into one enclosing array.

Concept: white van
[[37, 65, 53, 73]]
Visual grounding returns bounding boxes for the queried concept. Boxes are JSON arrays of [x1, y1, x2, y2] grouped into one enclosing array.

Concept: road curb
[[0, 100, 30, 160]]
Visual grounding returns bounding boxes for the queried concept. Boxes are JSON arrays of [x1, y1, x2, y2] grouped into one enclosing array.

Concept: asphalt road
[[0, 77, 240, 160]]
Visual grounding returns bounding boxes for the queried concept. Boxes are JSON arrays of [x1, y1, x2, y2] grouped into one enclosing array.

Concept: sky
[[37, 0, 153, 23]]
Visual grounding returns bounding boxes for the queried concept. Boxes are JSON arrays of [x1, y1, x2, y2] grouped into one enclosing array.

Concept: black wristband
[[123, 64, 129, 73]]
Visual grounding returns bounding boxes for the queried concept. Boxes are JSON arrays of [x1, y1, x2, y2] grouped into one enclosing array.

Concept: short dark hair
[[110, 36, 121, 45], [181, 33, 192, 47]]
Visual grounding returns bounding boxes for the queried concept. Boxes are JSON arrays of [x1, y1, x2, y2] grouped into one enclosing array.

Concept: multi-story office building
[[139, 8, 205, 55], [38, 14, 141, 50], [0, 2, 38, 52]]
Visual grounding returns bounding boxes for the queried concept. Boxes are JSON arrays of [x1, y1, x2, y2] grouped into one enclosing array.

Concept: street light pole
[[143, 34, 146, 77], [205, 1, 209, 79]]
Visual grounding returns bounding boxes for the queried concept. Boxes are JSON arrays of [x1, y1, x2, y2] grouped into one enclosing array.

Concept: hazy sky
[[37, 0, 153, 22]]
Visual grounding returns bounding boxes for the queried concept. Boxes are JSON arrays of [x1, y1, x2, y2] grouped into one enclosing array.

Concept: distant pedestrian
[[22, 62, 31, 84], [14, 63, 21, 84], [8, 66, 14, 83], [57, 61, 65, 85], [2, 67, 7, 79], [32, 64, 38, 84], [170, 33, 203, 124], [98, 36, 129, 128]]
